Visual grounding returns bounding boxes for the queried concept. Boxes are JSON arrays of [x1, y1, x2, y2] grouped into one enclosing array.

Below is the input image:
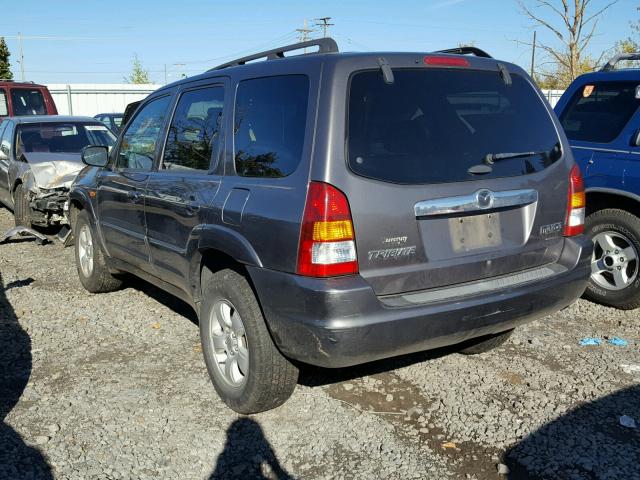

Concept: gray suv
[[71, 39, 591, 413]]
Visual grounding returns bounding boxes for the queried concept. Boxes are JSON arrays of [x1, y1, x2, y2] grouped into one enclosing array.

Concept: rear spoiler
[[434, 47, 493, 59]]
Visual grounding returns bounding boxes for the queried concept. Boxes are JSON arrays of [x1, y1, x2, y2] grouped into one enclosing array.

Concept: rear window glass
[[560, 81, 640, 143], [15, 122, 116, 158], [11, 89, 47, 116], [347, 69, 561, 184], [234, 75, 309, 178]]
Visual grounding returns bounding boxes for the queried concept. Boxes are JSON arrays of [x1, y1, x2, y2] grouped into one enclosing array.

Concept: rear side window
[[347, 69, 561, 184], [11, 88, 47, 116], [163, 86, 224, 171], [560, 81, 640, 143], [234, 75, 309, 177], [0, 90, 7, 116]]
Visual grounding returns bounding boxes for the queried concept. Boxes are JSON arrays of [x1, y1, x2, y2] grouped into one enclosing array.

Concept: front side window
[[11, 88, 47, 116], [560, 81, 640, 143], [348, 69, 561, 184], [0, 90, 8, 116], [234, 75, 309, 178], [15, 122, 116, 158], [163, 87, 224, 171], [117, 96, 171, 170]]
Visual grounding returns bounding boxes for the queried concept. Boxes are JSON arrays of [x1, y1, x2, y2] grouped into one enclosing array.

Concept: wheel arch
[[586, 188, 640, 218]]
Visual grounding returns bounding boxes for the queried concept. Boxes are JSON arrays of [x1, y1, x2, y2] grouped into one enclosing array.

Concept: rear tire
[[583, 209, 640, 310], [458, 329, 514, 355], [199, 268, 298, 414], [13, 184, 31, 227], [74, 210, 122, 293]]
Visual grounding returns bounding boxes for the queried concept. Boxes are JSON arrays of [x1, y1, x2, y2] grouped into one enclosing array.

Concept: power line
[[313, 17, 334, 38]]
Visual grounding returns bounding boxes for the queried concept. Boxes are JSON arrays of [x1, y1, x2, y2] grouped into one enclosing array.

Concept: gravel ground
[[0, 205, 639, 480]]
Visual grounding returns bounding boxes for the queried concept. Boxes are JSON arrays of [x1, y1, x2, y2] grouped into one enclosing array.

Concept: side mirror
[[81, 145, 109, 167], [632, 130, 640, 148]]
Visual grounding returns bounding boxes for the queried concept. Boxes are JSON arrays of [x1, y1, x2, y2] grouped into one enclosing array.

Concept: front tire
[[13, 183, 31, 227], [200, 268, 298, 414], [74, 210, 122, 293], [583, 209, 640, 310]]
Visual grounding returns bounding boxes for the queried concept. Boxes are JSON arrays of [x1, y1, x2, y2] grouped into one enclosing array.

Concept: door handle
[[588, 159, 594, 165]]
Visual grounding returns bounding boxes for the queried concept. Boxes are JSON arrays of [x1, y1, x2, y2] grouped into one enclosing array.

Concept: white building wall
[[45, 84, 162, 117], [43, 84, 567, 119]]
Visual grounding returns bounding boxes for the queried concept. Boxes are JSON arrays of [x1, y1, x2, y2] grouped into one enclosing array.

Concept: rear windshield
[[15, 122, 116, 158], [11, 88, 47, 116], [559, 81, 640, 144], [347, 69, 561, 184]]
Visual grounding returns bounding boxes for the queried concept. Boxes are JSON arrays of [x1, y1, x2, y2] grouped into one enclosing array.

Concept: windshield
[[15, 122, 116, 158], [347, 69, 561, 184], [11, 88, 47, 116]]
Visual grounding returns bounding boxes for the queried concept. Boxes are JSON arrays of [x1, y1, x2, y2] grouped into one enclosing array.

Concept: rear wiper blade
[[483, 150, 547, 165]]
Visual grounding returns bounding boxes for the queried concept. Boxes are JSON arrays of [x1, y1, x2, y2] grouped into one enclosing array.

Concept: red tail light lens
[[297, 182, 358, 277], [564, 164, 586, 237], [423, 56, 470, 67]]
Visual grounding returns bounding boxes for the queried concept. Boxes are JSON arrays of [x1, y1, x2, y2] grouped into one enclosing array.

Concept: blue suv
[[555, 53, 640, 310]]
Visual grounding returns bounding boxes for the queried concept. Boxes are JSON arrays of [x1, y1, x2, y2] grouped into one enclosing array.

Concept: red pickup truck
[[0, 81, 57, 117]]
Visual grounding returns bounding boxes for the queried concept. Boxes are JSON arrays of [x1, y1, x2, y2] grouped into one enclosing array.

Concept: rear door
[[333, 64, 570, 296], [145, 81, 227, 291], [97, 95, 172, 269]]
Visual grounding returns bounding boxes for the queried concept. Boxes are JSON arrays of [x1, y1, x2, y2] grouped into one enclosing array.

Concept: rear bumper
[[248, 236, 592, 368]]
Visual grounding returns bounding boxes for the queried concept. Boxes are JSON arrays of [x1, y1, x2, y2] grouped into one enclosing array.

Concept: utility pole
[[18, 32, 25, 81], [164, 64, 168, 84], [296, 19, 313, 43], [313, 17, 334, 38], [530, 30, 537, 79]]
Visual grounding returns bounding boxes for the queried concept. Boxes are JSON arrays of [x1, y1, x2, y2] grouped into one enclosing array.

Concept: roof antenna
[[377, 57, 394, 85]]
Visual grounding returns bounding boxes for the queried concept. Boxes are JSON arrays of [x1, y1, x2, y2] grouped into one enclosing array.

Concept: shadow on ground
[[0, 272, 53, 479], [209, 418, 294, 480], [506, 385, 640, 479], [125, 276, 199, 325], [298, 344, 457, 387]]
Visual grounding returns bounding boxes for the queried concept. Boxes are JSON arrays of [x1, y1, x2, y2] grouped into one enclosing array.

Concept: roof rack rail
[[210, 37, 339, 71], [434, 47, 493, 59], [601, 52, 640, 71]]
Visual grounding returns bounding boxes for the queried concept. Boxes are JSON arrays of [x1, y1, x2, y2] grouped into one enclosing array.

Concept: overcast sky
[[1, 0, 635, 84]]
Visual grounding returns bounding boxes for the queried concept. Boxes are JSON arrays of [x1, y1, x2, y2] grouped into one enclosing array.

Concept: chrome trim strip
[[381, 263, 567, 307], [572, 146, 630, 155], [414, 189, 538, 217]]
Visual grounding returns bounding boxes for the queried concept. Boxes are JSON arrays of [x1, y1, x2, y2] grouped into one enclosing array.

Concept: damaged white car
[[0, 116, 116, 229]]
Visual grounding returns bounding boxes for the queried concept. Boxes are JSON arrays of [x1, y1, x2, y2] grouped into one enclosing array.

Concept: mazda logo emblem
[[476, 189, 494, 209]]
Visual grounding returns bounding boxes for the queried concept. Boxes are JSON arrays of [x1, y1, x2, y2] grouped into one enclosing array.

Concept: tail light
[[423, 56, 470, 67], [297, 182, 358, 277], [563, 164, 586, 236]]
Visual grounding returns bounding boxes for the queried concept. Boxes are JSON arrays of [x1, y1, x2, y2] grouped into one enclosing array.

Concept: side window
[[117, 96, 171, 170], [1, 121, 14, 158], [560, 81, 640, 143], [234, 75, 309, 177], [0, 90, 8, 116], [10, 88, 47, 116], [163, 86, 224, 171]]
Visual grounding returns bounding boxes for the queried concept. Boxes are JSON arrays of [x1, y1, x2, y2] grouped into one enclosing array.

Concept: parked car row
[[0, 40, 638, 414]]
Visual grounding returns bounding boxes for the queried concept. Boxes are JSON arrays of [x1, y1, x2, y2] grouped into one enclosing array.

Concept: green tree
[[124, 54, 151, 84], [0, 37, 13, 80]]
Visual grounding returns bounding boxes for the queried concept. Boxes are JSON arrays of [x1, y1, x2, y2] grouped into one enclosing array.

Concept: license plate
[[449, 213, 502, 252]]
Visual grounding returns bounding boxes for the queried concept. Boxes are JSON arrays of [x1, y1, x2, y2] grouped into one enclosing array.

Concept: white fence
[[45, 84, 162, 117], [43, 84, 567, 119]]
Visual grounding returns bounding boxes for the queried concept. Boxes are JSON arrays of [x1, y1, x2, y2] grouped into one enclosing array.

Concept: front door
[[97, 95, 172, 269], [145, 83, 226, 291]]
